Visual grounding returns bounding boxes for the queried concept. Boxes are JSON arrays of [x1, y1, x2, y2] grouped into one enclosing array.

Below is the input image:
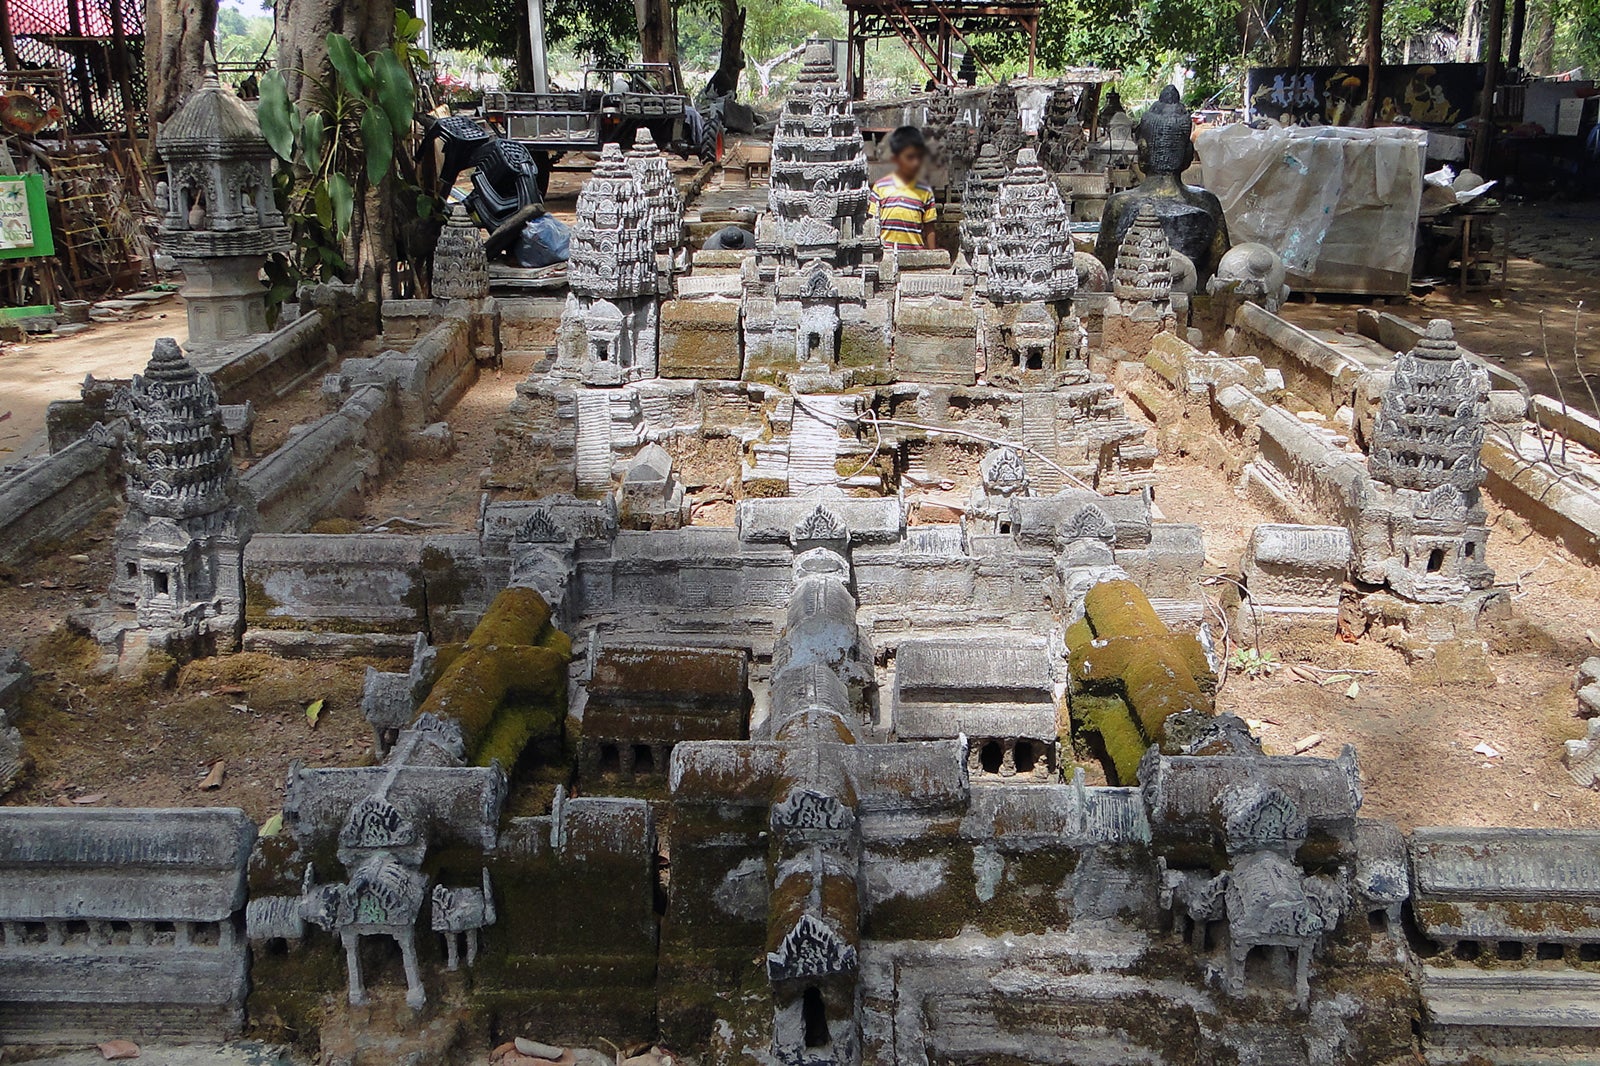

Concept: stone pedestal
[[176, 255, 271, 347]]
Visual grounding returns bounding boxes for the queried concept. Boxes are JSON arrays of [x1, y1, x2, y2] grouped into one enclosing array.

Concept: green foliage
[[424, 0, 637, 83], [257, 11, 426, 305], [1227, 646, 1279, 679]]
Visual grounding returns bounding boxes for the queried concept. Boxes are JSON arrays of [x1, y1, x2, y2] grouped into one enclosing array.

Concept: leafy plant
[[256, 11, 428, 307], [1227, 646, 1279, 679]]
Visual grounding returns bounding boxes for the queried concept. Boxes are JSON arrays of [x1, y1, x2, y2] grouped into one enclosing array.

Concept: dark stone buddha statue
[[1095, 85, 1229, 282]]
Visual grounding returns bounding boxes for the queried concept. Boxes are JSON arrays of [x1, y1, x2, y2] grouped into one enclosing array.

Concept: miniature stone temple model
[[154, 65, 290, 348], [109, 337, 251, 645], [1095, 85, 1229, 282], [557, 143, 660, 385], [11, 33, 1600, 1066], [1361, 319, 1494, 602], [431, 204, 491, 301]]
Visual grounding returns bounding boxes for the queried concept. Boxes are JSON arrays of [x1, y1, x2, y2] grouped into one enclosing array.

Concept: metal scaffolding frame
[[842, 0, 1042, 98]]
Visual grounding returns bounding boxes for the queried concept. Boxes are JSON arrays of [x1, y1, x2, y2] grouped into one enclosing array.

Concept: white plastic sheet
[[1195, 124, 1428, 294]]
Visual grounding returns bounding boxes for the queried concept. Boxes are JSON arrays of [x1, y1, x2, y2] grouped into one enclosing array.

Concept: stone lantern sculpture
[[155, 65, 290, 349]]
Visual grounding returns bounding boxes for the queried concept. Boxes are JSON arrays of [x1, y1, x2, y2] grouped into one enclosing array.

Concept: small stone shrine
[[154, 65, 290, 348]]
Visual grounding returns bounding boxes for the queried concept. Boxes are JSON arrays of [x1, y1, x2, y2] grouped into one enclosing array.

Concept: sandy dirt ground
[[1279, 203, 1600, 414], [0, 302, 188, 461], [1158, 456, 1600, 831]]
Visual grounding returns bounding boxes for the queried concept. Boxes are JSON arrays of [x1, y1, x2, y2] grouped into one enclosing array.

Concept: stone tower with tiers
[[1361, 318, 1494, 601], [112, 337, 251, 641], [155, 67, 290, 349], [557, 143, 659, 385], [979, 148, 1085, 385]]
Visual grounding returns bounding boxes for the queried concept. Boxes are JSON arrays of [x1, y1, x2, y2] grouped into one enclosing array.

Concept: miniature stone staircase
[[787, 395, 850, 495], [574, 391, 614, 495], [1022, 396, 1065, 495]]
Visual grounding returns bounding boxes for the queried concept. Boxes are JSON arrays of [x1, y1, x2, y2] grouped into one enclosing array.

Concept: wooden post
[[1361, 0, 1382, 127], [1473, 0, 1505, 172], [1288, 0, 1310, 67], [1508, 0, 1527, 68], [0, 0, 20, 71]]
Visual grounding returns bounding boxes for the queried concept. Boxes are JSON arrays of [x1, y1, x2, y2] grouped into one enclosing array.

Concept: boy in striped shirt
[[869, 125, 937, 249]]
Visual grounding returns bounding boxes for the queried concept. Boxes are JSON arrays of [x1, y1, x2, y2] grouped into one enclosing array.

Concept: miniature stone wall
[[0, 425, 124, 567], [0, 807, 255, 1043], [241, 382, 404, 532]]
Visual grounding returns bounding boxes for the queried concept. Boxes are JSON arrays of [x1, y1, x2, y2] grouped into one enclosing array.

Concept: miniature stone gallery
[[8, 36, 1600, 1066]]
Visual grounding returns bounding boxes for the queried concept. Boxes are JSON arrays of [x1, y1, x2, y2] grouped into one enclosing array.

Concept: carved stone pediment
[[766, 913, 858, 981]]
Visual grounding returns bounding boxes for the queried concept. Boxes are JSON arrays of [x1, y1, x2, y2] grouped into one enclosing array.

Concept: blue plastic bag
[[514, 213, 571, 268]]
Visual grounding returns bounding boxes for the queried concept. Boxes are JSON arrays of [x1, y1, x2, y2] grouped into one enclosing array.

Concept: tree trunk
[[1457, 0, 1482, 62], [1530, 1, 1554, 74], [0, 0, 22, 71], [1362, 0, 1382, 127], [635, 0, 679, 84], [275, 0, 394, 108], [1472, 0, 1505, 171], [1287, 0, 1309, 67], [514, 3, 536, 90], [708, 0, 746, 98], [144, 0, 217, 130], [275, 0, 396, 298]]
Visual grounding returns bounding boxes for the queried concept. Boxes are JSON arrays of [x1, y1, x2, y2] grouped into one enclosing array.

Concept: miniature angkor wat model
[[4, 45, 1599, 1066]]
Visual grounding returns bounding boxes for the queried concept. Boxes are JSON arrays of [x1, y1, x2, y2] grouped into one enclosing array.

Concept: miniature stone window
[[979, 740, 1003, 774], [1497, 941, 1524, 962], [125, 562, 138, 579], [633, 744, 656, 774], [1025, 348, 1045, 371], [192, 921, 221, 947], [1426, 548, 1446, 573], [149, 921, 178, 947], [1464, 541, 1477, 559], [1580, 944, 1600, 962], [1453, 940, 1481, 960], [1367, 909, 1388, 934], [152, 571, 171, 596], [1537, 942, 1565, 961], [802, 986, 830, 1049], [62, 920, 91, 945], [1014, 740, 1038, 773], [600, 743, 621, 774]]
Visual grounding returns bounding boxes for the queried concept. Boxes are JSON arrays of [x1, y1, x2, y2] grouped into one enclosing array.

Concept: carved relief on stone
[[766, 913, 859, 981], [1113, 204, 1173, 305]]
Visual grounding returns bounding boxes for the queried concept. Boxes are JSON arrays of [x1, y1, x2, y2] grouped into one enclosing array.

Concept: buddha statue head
[[1137, 85, 1194, 177]]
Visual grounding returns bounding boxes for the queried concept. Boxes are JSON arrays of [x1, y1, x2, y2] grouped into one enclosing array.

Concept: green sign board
[[0, 174, 54, 260]]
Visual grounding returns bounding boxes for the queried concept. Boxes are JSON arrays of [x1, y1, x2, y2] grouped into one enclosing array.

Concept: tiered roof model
[[124, 337, 237, 519], [625, 128, 684, 260], [765, 41, 872, 266], [985, 148, 1077, 305], [979, 81, 1026, 172], [1113, 204, 1173, 305], [432, 204, 490, 301], [959, 142, 1008, 263], [568, 143, 656, 300], [1368, 319, 1490, 493]]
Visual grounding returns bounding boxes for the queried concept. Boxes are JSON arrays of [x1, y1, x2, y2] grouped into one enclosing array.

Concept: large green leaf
[[257, 70, 296, 162], [360, 107, 394, 185], [372, 50, 415, 135], [327, 173, 355, 238], [313, 182, 333, 232], [301, 111, 325, 172], [326, 33, 373, 94]]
